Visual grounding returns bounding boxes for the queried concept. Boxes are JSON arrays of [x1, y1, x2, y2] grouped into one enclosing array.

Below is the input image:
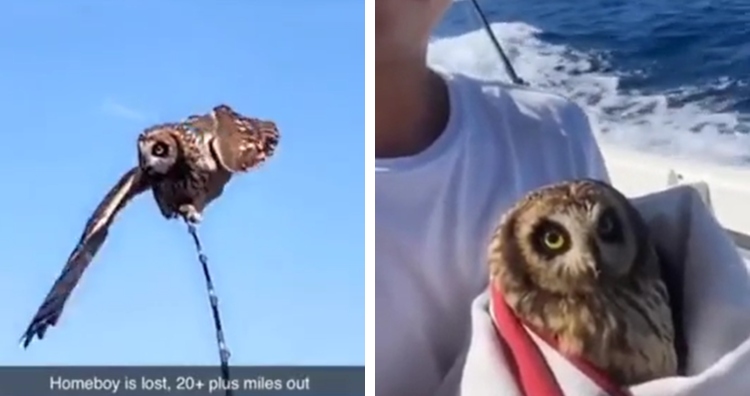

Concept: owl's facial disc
[[527, 205, 634, 294], [138, 137, 177, 175]]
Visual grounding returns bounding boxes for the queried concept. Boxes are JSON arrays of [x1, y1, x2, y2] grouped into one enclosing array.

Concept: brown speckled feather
[[21, 167, 150, 348], [488, 179, 678, 386], [185, 104, 279, 173]]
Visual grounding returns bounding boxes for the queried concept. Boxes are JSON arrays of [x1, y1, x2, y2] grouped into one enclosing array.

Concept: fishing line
[[186, 222, 233, 396], [468, 0, 528, 86]]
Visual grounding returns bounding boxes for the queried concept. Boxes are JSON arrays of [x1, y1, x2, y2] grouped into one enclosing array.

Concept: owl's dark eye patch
[[597, 207, 624, 243], [530, 219, 571, 258], [151, 142, 169, 157]]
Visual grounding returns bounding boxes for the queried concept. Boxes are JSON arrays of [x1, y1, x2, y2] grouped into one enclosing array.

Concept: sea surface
[[427, 0, 750, 165]]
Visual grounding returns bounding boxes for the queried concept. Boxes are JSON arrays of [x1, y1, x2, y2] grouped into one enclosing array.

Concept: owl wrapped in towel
[[488, 179, 678, 387], [21, 104, 280, 348]]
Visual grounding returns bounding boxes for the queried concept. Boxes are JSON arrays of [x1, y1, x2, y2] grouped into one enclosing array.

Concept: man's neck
[[375, 60, 450, 159]]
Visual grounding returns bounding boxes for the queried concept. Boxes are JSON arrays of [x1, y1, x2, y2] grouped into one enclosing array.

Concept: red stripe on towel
[[490, 283, 630, 396]]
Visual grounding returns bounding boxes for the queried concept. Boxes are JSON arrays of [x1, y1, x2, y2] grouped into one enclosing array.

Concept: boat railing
[[665, 171, 750, 251]]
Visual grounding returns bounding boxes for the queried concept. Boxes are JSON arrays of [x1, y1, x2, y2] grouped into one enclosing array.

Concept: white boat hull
[[600, 143, 750, 250]]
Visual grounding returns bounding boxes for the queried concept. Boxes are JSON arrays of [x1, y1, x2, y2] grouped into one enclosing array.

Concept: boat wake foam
[[427, 22, 750, 167]]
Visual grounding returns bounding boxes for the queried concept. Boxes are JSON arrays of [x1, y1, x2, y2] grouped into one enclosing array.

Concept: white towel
[[459, 185, 750, 396]]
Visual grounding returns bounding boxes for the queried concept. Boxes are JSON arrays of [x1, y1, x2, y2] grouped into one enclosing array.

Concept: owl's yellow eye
[[543, 231, 565, 250], [533, 220, 570, 255]]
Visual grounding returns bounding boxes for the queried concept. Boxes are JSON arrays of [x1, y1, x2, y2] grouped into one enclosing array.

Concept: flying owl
[[488, 179, 678, 386], [20, 104, 279, 348]]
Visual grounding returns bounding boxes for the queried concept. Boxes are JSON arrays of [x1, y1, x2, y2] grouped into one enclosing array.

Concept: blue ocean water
[[428, 0, 750, 165]]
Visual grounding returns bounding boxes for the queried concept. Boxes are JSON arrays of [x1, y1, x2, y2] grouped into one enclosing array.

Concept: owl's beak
[[138, 153, 153, 173], [588, 236, 605, 278]]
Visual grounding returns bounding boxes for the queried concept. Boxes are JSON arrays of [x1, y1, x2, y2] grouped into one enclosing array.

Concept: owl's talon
[[179, 205, 202, 224]]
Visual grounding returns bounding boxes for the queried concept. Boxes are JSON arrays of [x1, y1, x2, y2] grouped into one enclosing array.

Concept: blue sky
[[0, 0, 363, 365]]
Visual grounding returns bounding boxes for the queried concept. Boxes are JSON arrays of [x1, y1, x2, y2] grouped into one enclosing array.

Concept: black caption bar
[[0, 366, 364, 395]]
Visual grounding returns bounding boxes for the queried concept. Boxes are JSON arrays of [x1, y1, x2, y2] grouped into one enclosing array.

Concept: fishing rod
[[468, 0, 528, 86]]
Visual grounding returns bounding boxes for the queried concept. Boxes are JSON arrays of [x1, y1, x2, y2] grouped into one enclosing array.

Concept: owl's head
[[490, 179, 654, 295], [137, 124, 181, 175]]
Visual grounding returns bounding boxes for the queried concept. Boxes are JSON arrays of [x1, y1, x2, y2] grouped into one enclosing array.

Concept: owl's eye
[[532, 220, 570, 256], [152, 142, 169, 157], [597, 208, 623, 242], [543, 230, 565, 250]]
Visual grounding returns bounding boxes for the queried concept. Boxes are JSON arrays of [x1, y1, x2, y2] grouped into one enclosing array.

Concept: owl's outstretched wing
[[21, 167, 151, 348], [187, 104, 279, 173]]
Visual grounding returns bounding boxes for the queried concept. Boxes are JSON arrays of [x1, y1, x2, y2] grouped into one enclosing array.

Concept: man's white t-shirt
[[375, 72, 610, 396]]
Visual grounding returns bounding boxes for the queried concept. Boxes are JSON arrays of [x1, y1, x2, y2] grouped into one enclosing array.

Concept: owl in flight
[[21, 104, 279, 348], [488, 179, 678, 386]]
